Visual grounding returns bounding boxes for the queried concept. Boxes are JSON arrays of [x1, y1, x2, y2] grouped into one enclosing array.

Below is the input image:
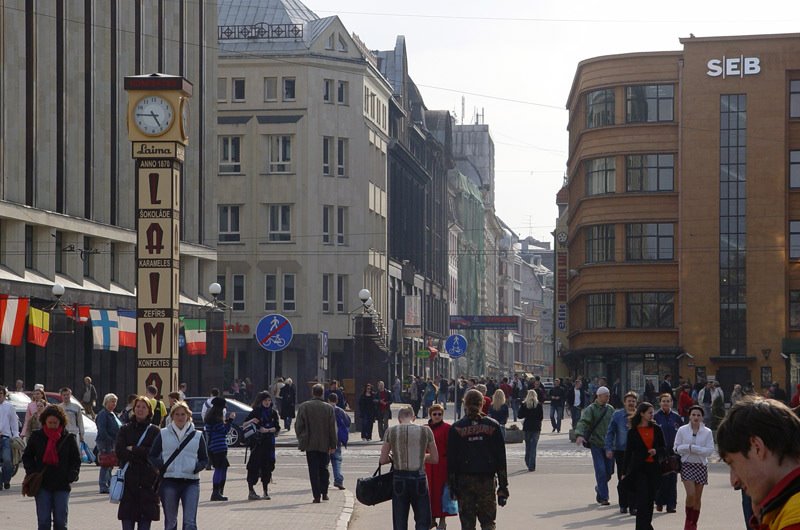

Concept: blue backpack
[[335, 408, 350, 447]]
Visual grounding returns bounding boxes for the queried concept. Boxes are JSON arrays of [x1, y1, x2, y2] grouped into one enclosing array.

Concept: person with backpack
[[242, 391, 280, 500], [328, 393, 350, 490], [145, 386, 167, 428]]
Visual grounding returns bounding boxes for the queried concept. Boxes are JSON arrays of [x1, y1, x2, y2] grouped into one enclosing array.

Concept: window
[[217, 77, 227, 102], [232, 78, 245, 102], [337, 35, 348, 52], [218, 205, 240, 242], [219, 136, 241, 173], [585, 157, 615, 196], [322, 274, 332, 312], [322, 136, 332, 175], [322, 205, 333, 244], [283, 77, 296, 100], [337, 138, 348, 176], [216, 275, 226, 301], [627, 292, 674, 328], [585, 224, 615, 263], [626, 84, 674, 123], [264, 77, 277, 101], [269, 205, 291, 242], [626, 223, 674, 261], [336, 206, 347, 245], [586, 293, 615, 329], [791, 221, 800, 259], [791, 150, 800, 189], [283, 273, 296, 311], [336, 275, 346, 312], [55, 231, 63, 274], [626, 154, 674, 192], [267, 135, 292, 173], [586, 88, 614, 128], [337, 81, 349, 105], [325, 33, 334, 50], [264, 274, 277, 311], [791, 291, 800, 328], [232, 274, 245, 311], [323, 79, 333, 103], [791, 81, 800, 118], [24, 225, 33, 269]]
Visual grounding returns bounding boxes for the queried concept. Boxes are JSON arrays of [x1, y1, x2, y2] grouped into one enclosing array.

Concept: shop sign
[[707, 56, 760, 78]]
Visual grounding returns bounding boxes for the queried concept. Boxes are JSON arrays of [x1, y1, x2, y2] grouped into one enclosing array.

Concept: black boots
[[262, 483, 271, 500], [248, 485, 260, 500], [210, 482, 228, 502]]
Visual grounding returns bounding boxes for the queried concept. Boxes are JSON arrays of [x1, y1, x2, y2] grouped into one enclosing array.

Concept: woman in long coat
[[279, 378, 296, 431], [243, 391, 280, 500], [115, 396, 161, 529], [358, 383, 376, 441], [623, 402, 667, 530], [425, 403, 454, 530]]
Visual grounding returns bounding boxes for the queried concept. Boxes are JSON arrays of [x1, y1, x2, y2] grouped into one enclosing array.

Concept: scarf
[[170, 421, 192, 442], [42, 426, 64, 466]]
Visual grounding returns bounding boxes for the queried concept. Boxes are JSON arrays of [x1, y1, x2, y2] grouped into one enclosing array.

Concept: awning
[[782, 338, 800, 354]]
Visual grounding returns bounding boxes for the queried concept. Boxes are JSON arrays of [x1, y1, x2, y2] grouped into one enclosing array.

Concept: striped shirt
[[385, 423, 433, 472]]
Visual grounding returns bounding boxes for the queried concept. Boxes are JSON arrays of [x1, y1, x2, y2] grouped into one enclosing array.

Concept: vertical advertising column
[[124, 74, 192, 396]]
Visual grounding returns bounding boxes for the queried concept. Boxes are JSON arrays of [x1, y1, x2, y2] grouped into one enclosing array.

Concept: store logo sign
[[707, 56, 761, 78]]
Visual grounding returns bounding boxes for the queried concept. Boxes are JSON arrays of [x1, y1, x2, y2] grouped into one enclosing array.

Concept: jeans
[[571, 406, 583, 428], [0, 435, 12, 484], [331, 445, 344, 486], [97, 439, 115, 493], [159, 478, 200, 530], [589, 446, 614, 502], [437, 392, 447, 409], [121, 520, 152, 530], [550, 403, 564, 432], [35, 488, 70, 530], [284, 417, 292, 431], [392, 470, 431, 530], [510, 398, 520, 421], [306, 450, 330, 500], [524, 430, 540, 471], [378, 413, 389, 441]]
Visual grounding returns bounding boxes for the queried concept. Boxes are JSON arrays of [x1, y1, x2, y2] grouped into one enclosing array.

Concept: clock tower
[[124, 73, 192, 397]]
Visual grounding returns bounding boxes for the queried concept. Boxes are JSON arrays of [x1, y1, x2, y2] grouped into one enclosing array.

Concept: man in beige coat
[[295, 383, 338, 503]]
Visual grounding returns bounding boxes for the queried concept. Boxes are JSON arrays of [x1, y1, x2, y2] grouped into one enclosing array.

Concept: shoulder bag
[[23, 435, 70, 498], [581, 405, 610, 448], [660, 452, 682, 475], [110, 425, 153, 504], [152, 431, 197, 493], [355, 464, 394, 506]]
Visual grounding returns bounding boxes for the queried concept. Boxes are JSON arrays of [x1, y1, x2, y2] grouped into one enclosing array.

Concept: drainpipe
[[677, 57, 685, 380]]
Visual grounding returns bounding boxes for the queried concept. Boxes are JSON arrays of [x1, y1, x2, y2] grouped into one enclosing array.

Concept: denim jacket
[[604, 408, 630, 452]]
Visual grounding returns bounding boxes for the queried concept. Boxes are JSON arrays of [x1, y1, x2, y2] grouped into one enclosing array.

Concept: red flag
[[0, 295, 29, 346], [222, 323, 228, 360], [27, 307, 50, 347], [65, 304, 90, 323]]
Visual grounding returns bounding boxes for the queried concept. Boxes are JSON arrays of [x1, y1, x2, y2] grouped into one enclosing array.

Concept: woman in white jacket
[[674, 405, 715, 530]]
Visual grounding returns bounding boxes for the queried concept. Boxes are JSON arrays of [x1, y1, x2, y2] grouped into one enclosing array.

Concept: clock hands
[[135, 111, 163, 128]]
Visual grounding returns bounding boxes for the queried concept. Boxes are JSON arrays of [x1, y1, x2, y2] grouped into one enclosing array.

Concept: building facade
[[562, 33, 800, 397], [216, 0, 392, 398], [0, 1, 218, 397]]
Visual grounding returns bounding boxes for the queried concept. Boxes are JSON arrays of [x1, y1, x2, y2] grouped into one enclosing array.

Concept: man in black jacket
[[448, 389, 508, 530], [568, 379, 588, 429], [549, 378, 566, 433]]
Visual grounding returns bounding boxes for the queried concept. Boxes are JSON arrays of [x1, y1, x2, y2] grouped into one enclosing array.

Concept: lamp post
[[352, 289, 371, 423]]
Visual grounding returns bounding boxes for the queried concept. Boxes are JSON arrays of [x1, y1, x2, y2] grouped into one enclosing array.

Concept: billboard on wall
[[449, 315, 520, 330], [404, 294, 422, 338]]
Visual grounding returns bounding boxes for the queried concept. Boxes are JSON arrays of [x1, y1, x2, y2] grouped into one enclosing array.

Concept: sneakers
[[599, 500, 610, 506]]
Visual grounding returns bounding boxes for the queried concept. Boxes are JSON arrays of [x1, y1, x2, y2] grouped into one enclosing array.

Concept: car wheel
[[226, 425, 242, 448]]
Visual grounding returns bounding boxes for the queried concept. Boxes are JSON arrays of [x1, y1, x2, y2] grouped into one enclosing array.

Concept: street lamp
[[208, 282, 222, 308], [52, 282, 65, 300]]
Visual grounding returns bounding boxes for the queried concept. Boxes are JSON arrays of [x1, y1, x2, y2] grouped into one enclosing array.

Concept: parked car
[[21, 391, 98, 450], [184, 396, 252, 447]]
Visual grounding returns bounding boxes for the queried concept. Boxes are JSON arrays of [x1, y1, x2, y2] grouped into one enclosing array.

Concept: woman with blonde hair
[[488, 389, 509, 440], [22, 385, 46, 438], [518, 389, 543, 471]]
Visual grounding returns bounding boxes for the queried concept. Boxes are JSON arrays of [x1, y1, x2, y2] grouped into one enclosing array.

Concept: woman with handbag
[[148, 402, 208, 530], [115, 396, 161, 530], [358, 384, 376, 441], [96, 393, 121, 494], [654, 393, 683, 513], [204, 397, 230, 501], [674, 405, 715, 530], [21, 405, 81, 530], [425, 404, 455, 530], [243, 391, 280, 500], [518, 389, 543, 472], [621, 402, 667, 530]]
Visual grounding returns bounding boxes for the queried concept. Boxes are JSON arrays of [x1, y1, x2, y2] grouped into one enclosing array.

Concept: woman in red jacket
[[425, 404, 455, 530], [677, 384, 694, 420]]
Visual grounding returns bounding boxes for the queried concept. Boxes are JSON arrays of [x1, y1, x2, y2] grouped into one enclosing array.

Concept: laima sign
[[707, 56, 761, 78]]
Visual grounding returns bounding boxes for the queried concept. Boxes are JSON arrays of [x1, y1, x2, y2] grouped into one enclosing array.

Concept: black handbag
[[660, 453, 682, 475], [355, 464, 394, 506]]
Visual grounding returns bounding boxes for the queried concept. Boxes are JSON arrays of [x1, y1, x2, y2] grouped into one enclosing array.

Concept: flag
[[27, 307, 50, 347], [118, 310, 136, 348], [90, 309, 119, 351], [65, 304, 91, 324], [0, 296, 29, 346], [183, 318, 207, 355], [183, 319, 206, 355]]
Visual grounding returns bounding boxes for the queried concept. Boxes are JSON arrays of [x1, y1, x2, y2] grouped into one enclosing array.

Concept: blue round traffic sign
[[256, 314, 293, 352], [445, 334, 467, 358]]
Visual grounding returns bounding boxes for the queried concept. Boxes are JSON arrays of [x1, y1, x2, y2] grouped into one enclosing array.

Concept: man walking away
[[295, 384, 337, 503], [59, 387, 85, 451], [575, 386, 615, 506], [0, 386, 20, 489], [328, 393, 350, 490], [448, 389, 509, 530], [605, 391, 638, 514], [549, 378, 565, 433], [410, 377, 421, 418], [380, 406, 438, 530]]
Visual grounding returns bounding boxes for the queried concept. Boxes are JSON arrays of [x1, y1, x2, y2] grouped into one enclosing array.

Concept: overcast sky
[[306, 0, 799, 243]]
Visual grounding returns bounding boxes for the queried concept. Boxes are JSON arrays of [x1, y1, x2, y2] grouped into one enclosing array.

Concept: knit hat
[[596, 386, 610, 395]]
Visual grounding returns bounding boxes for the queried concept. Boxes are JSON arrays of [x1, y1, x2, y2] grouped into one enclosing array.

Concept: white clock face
[[134, 96, 174, 136], [557, 232, 568, 244]]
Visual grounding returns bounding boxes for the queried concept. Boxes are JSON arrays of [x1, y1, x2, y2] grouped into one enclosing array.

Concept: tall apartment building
[[0, 2, 217, 394], [561, 33, 800, 396], [216, 0, 391, 395]]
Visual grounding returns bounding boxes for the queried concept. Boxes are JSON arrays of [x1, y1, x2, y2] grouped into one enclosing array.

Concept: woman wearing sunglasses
[[426, 404, 455, 530]]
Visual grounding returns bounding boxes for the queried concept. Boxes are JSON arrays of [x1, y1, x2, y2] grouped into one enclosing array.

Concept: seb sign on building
[[706, 55, 761, 78]]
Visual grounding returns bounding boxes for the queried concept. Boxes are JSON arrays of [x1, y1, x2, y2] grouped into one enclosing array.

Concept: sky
[[305, 0, 800, 243]]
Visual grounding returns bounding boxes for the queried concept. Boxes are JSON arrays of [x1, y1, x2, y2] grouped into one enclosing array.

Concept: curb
[[337, 489, 355, 530]]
